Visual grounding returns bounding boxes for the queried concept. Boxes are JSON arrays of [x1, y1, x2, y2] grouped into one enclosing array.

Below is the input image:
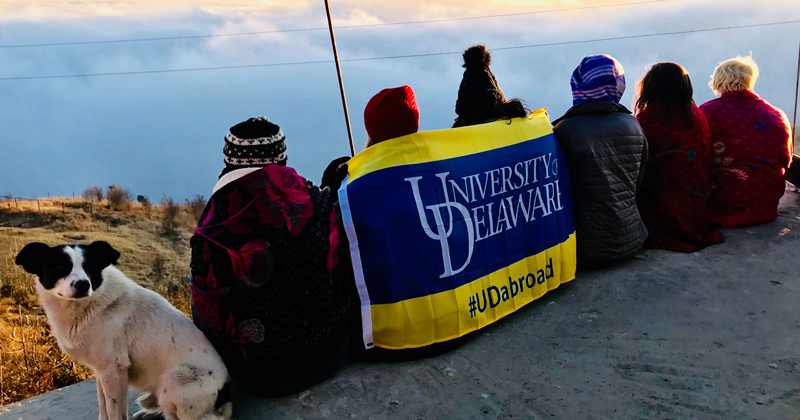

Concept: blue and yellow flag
[[339, 110, 576, 349]]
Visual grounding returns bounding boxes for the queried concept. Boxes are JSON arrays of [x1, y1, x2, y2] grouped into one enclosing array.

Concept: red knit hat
[[364, 85, 419, 147]]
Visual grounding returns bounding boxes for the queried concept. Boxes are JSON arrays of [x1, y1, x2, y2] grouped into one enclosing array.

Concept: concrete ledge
[[3, 195, 800, 420]]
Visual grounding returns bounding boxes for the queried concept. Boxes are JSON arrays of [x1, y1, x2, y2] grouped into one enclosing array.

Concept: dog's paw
[[136, 393, 159, 410], [196, 402, 233, 420], [131, 410, 166, 420]]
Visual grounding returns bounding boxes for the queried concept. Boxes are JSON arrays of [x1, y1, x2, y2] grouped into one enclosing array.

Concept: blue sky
[[0, 0, 798, 201]]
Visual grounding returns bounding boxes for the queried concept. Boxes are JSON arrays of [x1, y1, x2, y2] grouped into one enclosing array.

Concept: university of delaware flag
[[339, 110, 576, 350]]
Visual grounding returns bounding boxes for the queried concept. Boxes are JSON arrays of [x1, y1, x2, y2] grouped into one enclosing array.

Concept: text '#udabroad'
[[467, 258, 556, 318]]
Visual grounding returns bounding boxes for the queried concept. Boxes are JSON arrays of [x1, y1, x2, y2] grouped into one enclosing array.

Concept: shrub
[[138, 195, 152, 218], [186, 195, 207, 222], [52, 363, 85, 389], [82, 186, 104, 202], [161, 195, 181, 234], [1, 283, 34, 308], [106, 185, 132, 211], [150, 255, 166, 283]]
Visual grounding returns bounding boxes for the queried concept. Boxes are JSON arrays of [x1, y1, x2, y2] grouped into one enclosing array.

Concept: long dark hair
[[453, 98, 529, 128], [635, 62, 695, 128]]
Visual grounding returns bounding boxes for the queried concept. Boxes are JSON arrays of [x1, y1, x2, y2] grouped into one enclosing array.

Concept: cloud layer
[[0, 0, 798, 201]]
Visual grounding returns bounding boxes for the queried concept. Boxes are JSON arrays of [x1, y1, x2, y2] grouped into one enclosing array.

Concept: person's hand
[[321, 156, 351, 191]]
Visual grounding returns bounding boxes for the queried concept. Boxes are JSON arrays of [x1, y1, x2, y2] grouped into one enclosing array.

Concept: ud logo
[[405, 173, 475, 278], [403, 153, 564, 279]]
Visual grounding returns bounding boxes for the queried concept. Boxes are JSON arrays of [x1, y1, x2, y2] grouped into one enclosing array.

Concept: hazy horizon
[[1, 0, 798, 201]]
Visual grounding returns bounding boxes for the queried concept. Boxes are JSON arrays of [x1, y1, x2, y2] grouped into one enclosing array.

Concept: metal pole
[[324, 0, 356, 157]]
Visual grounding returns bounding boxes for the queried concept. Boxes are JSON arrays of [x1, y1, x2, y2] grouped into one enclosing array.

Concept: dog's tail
[[131, 394, 166, 420]]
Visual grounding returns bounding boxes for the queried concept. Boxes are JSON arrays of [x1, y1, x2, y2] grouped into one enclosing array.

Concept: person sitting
[[321, 85, 421, 195], [364, 85, 420, 148], [452, 44, 527, 128], [698, 56, 793, 228], [190, 117, 354, 397], [552, 54, 648, 267], [787, 154, 800, 189], [634, 62, 724, 252]]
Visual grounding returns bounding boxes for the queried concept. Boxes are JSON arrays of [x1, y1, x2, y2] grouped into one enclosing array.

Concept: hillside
[[0, 197, 199, 405]]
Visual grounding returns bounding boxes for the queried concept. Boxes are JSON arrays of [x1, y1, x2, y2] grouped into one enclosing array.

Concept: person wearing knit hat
[[220, 116, 287, 178], [318, 86, 420, 201], [364, 85, 420, 148], [552, 54, 648, 267], [453, 44, 527, 128], [193, 117, 355, 397], [570, 54, 627, 105]]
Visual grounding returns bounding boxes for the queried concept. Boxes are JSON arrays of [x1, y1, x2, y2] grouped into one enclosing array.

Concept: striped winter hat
[[570, 54, 626, 106], [223, 116, 287, 169]]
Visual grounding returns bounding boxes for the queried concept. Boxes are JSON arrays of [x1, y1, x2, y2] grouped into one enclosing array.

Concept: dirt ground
[[2, 194, 799, 420]]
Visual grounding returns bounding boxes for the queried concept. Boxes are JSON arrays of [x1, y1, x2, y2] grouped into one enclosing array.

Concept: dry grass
[[0, 196, 202, 405]]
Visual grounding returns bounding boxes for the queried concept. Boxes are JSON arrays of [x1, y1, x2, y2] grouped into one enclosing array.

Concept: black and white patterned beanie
[[223, 116, 287, 172]]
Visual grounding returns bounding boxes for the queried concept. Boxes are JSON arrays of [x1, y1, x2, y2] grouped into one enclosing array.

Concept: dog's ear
[[87, 241, 120, 267], [15, 242, 52, 275]]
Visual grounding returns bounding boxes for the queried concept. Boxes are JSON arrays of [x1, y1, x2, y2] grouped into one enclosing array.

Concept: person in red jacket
[[699, 56, 793, 228], [634, 62, 724, 252]]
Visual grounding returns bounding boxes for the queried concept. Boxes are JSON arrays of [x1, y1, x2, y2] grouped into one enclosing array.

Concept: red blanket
[[190, 165, 352, 391], [699, 90, 793, 228], [636, 102, 724, 252]]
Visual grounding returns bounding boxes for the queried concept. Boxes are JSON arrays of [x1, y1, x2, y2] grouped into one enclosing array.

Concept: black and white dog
[[15, 241, 232, 420]]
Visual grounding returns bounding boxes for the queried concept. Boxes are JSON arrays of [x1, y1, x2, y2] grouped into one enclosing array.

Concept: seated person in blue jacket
[[552, 54, 648, 267]]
